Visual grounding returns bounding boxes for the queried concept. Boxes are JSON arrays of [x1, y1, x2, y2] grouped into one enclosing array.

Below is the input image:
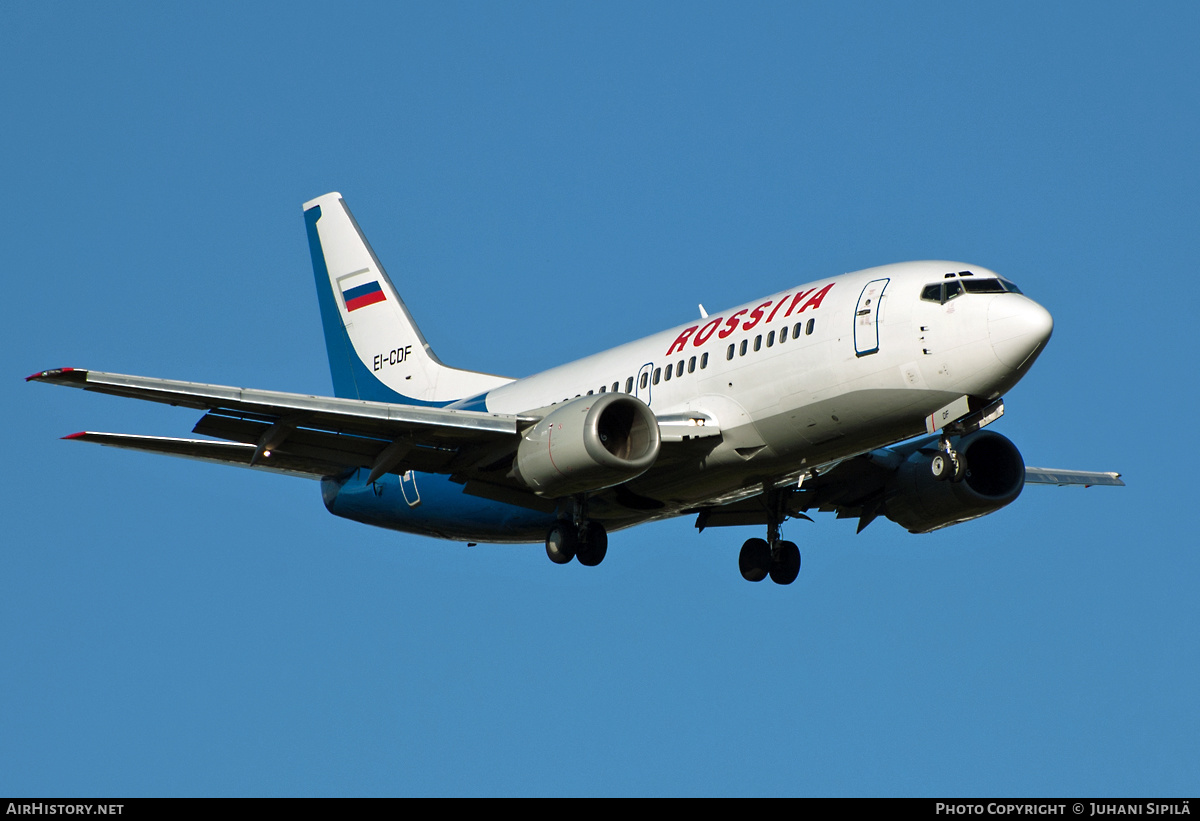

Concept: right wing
[[59, 432, 344, 479], [28, 368, 537, 485]]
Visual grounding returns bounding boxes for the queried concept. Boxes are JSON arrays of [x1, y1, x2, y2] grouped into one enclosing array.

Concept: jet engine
[[514, 393, 661, 498], [884, 430, 1026, 533]]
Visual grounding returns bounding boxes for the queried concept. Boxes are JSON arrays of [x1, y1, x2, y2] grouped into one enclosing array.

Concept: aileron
[[61, 432, 341, 479]]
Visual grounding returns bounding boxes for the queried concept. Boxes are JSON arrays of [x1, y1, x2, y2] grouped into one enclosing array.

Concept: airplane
[[28, 192, 1124, 585]]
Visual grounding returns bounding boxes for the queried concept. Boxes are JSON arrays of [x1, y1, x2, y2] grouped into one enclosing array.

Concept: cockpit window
[[961, 278, 1007, 294], [921, 276, 1022, 303]]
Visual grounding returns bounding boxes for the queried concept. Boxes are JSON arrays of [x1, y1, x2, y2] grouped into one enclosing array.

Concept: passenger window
[[754, 335, 762, 351], [676, 361, 684, 377], [793, 322, 802, 338], [739, 340, 748, 356], [639, 373, 647, 390], [780, 326, 788, 342], [587, 389, 593, 395], [701, 352, 708, 369], [626, 377, 634, 393], [653, 368, 661, 384], [806, 318, 815, 335], [612, 382, 619, 393], [599, 385, 606, 393], [688, 356, 696, 373], [767, 331, 775, 347], [727, 344, 735, 361], [663, 366, 671, 382]]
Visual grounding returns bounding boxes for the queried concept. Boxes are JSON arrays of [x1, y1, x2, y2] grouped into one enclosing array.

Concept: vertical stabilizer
[[303, 193, 512, 405]]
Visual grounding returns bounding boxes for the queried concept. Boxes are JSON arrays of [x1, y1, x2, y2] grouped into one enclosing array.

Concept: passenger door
[[854, 278, 889, 357]]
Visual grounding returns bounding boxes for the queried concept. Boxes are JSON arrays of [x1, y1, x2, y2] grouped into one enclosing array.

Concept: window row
[[557, 319, 816, 404], [651, 352, 709, 386], [726, 318, 816, 360], [565, 352, 714, 402]]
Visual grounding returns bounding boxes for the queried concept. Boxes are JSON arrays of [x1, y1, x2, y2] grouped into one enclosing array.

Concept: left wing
[[1022, 467, 1125, 487], [691, 434, 1124, 535], [28, 368, 535, 484]]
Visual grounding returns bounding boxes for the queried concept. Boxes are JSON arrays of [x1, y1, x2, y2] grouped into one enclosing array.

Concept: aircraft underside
[[321, 385, 970, 548]]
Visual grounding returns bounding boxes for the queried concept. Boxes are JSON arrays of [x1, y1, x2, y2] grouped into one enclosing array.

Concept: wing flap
[[191, 412, 458, 474]]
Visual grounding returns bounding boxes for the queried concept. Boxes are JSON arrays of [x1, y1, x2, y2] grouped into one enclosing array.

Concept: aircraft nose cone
[[988, 295, 1054, 371]]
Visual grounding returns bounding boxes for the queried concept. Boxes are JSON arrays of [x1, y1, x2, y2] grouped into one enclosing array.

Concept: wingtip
[[27, 367, 84, 383], [62, 432, 89, 440]]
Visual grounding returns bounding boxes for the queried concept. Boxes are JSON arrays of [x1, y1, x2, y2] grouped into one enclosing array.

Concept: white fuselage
[[480, 260, 1050, 514]]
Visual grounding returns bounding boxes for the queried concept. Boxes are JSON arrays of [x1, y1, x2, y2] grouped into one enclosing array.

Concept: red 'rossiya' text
[[664, 283, 835, 356]]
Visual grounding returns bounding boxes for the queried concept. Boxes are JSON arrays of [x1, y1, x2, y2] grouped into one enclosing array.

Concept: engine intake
[[514, 393, 661, 498], [885, 430, 1026, 533]]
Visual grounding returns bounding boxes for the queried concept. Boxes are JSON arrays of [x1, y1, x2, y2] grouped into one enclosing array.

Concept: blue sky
[[2, 1, 1196, 796]]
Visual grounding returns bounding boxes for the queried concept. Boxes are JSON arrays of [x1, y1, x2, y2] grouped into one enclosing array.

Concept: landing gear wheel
[[546, 524, 577, 565], [931, 452, 953, 481], [952, 453, 968, 482], [769, 540, 801, 585], [739, 538, 771, 582], [576, 522, 608, 567]]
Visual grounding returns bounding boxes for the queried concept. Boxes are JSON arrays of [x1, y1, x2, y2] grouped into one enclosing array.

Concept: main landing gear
[[738, 487, 801, 585], [546, 520, 608, 566], [739, 537, 800, 585], [545, 495, 608, 567]]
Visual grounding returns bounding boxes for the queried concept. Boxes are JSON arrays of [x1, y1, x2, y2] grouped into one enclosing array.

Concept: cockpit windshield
[[920, 271, 1022, 304]]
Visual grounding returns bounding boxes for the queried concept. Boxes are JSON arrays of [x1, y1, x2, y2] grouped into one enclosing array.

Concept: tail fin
[[303, 192, 512, 405]]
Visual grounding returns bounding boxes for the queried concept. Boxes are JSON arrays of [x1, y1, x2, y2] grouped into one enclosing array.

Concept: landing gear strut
[[738, 487, 802, 585], [545, 495, 608, 567]]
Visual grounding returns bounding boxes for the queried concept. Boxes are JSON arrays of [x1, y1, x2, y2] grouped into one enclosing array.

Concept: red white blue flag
[[342, 280, 386, 312]]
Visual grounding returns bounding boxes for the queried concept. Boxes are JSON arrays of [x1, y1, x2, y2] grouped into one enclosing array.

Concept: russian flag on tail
[[341, 279, 386, 312]]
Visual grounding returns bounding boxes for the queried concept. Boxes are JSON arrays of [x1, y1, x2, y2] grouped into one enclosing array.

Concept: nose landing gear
[[931, 436, 968, 482]]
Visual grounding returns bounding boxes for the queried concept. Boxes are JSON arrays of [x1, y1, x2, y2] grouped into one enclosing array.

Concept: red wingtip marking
[[26, 367, 77, 382], [62, 432, 88, 440]]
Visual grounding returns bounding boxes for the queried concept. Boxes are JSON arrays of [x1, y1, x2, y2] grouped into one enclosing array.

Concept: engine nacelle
[[514, 393, 661, 498], [884, 430, 1026, 533]]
